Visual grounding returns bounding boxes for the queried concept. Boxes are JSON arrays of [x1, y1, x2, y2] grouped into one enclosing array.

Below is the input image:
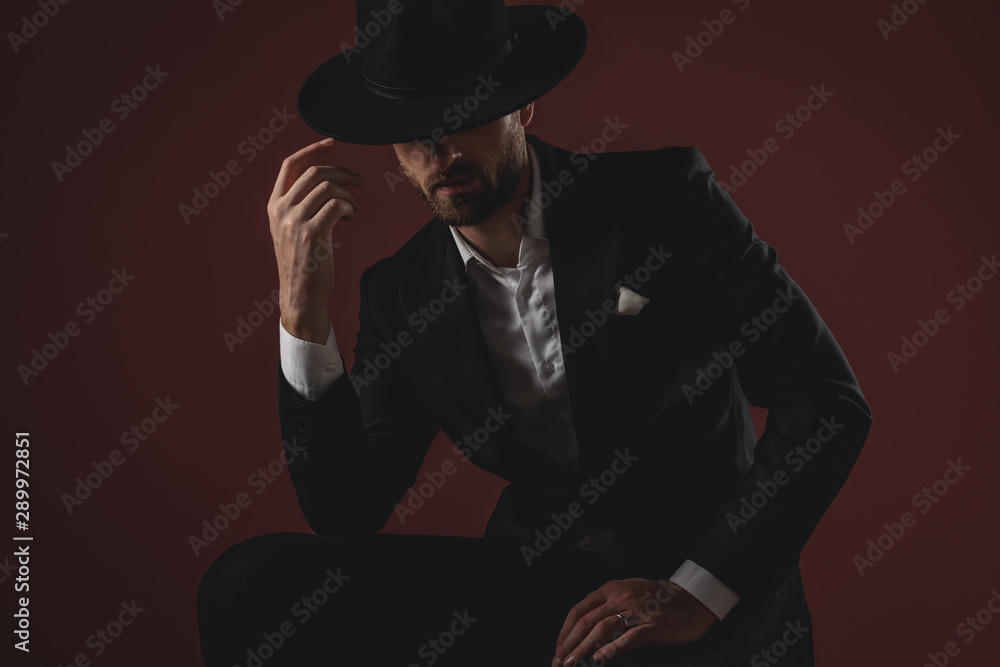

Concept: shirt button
[[521, 286, 531, 300], [542, 361, 555, 374], [323, 364, 338, 373]]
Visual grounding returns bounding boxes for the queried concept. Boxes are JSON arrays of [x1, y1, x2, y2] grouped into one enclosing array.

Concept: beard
[[403, 129, 526, 228]]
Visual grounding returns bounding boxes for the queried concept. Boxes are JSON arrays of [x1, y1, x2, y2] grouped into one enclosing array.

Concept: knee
[[197, 532, 315, 614]]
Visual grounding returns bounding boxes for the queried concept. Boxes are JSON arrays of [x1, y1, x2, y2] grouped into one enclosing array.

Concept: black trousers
[[196, 532, 813, 667]]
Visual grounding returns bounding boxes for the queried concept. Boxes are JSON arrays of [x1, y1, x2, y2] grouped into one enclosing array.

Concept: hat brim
[[297, 5, 587, 145]]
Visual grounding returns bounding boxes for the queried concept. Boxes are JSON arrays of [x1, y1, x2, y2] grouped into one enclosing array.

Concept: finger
[[556, 592, 604, 649], [560, 610, 623, 667], [271, 138, 337, 200], [297, 179, 362, 221], [284, 165, 366, 208], [592, 624, 649, 663], [309, 197, 355, 237], [556, 605, 612, 664]]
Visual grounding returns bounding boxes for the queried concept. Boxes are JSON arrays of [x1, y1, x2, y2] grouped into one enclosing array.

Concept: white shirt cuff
[[669, 559, 741, 620], [278, 319, 343, 401]]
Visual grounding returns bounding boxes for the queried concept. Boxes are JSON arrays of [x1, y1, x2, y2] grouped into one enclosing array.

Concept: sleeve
[[672, 147, 872, 614], [278, 320, 344, 401], [279, 268, 442, 538], [669, 560, 741, 620]]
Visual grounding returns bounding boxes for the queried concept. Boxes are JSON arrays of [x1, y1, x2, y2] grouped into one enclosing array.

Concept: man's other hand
[[552, 578, 718, 666]]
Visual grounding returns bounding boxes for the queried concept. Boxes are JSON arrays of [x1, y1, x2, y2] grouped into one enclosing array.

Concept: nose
[[429, 137, 462, 169], [398, 135, 464, 179]]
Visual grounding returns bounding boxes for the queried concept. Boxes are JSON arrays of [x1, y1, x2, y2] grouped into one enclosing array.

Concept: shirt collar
[[449, 141, 546, 273]]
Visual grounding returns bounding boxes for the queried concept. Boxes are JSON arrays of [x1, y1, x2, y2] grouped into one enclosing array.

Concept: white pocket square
[[616, 286, 650, 316]]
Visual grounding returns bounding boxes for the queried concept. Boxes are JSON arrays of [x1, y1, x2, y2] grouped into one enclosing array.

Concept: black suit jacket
[[278, 134, 872, 617]]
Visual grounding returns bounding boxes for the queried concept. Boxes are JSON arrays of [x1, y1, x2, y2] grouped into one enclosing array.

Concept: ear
[[518, 102, 534, 128]]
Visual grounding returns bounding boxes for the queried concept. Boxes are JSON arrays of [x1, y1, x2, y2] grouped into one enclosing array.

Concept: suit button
[[521, 286, 531, 300], [583, 539, 594, 550], [542, 361, 555, 374]]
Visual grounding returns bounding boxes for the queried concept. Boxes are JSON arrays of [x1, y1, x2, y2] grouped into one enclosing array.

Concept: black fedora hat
[[297, 0, 587, 145]]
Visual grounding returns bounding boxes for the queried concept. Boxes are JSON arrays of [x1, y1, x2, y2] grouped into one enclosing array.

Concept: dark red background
[[3, 0, 999, 665]]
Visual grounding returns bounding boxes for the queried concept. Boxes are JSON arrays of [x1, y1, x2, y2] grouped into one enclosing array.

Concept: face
[[393, 105, 532, 227]]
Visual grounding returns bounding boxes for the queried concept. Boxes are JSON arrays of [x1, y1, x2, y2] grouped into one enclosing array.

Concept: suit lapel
[[395, 135, 626, 486], [396, 212, 578, 491], [400, 223, 501, 420], [528, 135, 625, 476]]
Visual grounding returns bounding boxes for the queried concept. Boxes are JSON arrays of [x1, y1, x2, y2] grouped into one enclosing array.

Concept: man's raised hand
[[268, 138, 366, 344]]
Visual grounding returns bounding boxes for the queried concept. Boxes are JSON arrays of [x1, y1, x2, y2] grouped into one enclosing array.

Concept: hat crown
[[356, 0, 515, 97]]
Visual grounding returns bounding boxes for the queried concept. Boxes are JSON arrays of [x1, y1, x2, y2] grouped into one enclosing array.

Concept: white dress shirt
[[446, 152, 579, 472], [277, 143, 740, 619]]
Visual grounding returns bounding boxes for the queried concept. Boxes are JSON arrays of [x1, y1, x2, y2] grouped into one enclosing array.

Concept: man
[[196, 1, 872, 665]]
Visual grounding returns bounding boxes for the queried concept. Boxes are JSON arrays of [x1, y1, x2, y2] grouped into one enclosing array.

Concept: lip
[[434, 174, 478, 196]]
